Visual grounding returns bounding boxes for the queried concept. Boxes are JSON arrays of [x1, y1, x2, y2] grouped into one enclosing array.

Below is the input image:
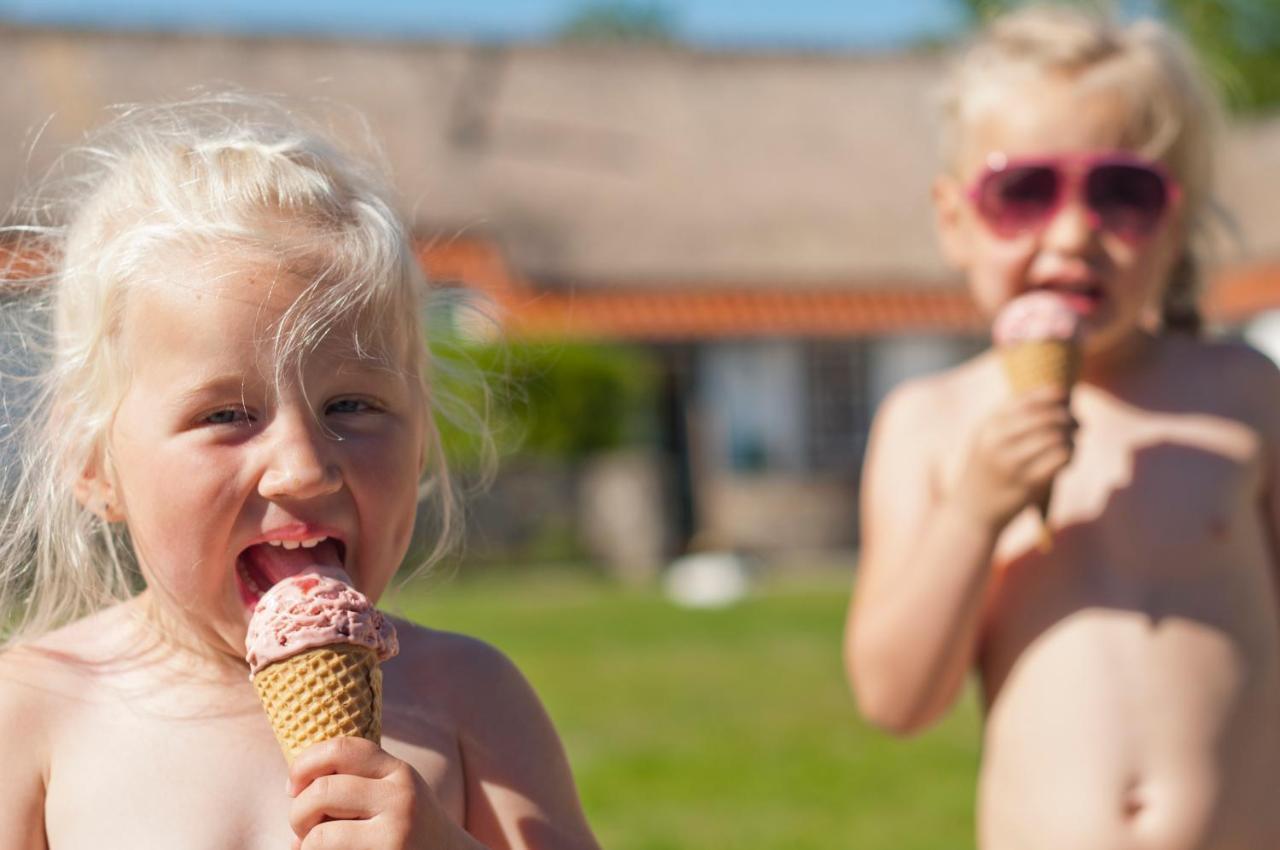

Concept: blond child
[[0, 94, 600, 850], [845, 6, 1280, 849]]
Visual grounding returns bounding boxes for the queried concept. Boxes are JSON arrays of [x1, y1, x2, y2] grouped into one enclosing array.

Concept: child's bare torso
[[936, 341, 1280, 850], [14, 609, 467, 850]]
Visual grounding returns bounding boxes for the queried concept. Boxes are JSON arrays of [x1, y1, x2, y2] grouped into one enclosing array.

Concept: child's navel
[[1120, 777, 1147, 821]]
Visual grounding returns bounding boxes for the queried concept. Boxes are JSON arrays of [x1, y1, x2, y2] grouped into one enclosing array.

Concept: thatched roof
[[1, 25, 1276, 289]]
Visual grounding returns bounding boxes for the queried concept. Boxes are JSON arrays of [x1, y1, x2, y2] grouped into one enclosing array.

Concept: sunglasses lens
[[977, 165, 1059, 235], [1086, 163, 1170, 236]]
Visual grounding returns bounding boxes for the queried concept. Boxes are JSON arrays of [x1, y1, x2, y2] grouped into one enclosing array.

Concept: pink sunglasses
[[966, 151, 1182, 241]]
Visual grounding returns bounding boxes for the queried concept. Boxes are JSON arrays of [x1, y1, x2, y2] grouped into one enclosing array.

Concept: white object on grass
[[662, 551, 750, 609]]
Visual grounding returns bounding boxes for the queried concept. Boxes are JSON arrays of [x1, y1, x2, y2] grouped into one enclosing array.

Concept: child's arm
[[447, 640, 600, 850], [0, 652, 50, 850], [844, 379, 1072, 735]]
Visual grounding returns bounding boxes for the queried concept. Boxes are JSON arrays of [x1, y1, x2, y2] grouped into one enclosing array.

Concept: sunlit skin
[[846, 73, 1280, 849], [0, 262, 600, 850]]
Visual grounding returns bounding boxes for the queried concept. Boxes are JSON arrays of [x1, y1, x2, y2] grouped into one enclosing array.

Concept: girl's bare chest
[[1047, 405, 1263, 544], [45, 701, 465, 850]]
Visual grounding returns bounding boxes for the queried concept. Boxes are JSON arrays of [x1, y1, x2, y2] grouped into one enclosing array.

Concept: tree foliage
[[556, 1, 680, 45], [435, 341, 660, 471], [955, 0, 1280, 113]]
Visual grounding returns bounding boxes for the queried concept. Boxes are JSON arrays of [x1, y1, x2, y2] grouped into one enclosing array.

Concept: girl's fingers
[[1012, 430, 1072, 470], [289, 736, 395, 795], [1026, 447, 1072, 483], [1013, 433, 1073, 483], [985, 407, 1073, 452], [290, 773, 378, 838], [996, 411, 1071, 455], [1033, 435, 1074, 470]]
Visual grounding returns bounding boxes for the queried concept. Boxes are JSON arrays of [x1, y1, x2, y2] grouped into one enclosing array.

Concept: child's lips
[[1040, 286, 1104, 316]]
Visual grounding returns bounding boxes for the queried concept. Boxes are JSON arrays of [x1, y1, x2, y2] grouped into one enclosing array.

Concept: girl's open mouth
[[1043, 286, 1104, 316], [235, 538, 348, 608]]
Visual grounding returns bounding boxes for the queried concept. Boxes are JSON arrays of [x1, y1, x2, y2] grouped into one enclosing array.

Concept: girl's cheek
[[970, 257, 1031, 314]]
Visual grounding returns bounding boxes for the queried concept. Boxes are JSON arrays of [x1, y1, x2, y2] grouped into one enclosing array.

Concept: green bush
[[433, 340, 661, 470]]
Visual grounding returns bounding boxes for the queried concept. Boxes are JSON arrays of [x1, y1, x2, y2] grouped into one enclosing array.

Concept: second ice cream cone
[[1000, 339, 1079, 549], [993, 294, 1083, 551], [999, 339, 1080, 395]]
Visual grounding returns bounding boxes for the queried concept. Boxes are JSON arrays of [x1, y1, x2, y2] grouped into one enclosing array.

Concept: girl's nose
[[1041, 195, 1098, 253], [258, 417, 343, 501]]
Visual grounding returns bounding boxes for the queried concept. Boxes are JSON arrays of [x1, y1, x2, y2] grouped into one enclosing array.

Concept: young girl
[[845, 6, 1280, 850], [0, 95, 600, 850]]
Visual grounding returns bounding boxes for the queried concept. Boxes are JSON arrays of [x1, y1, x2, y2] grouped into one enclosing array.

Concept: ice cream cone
[[999, 339, 1080, 396], [244, 571, 398, 764], [993, 292, 1084, 553], [252, 642, 383, 763], [998, 339, 1080, 552]]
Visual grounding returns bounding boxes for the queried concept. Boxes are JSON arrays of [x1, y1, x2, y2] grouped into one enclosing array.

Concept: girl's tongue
[[237, 540, 348, 605]]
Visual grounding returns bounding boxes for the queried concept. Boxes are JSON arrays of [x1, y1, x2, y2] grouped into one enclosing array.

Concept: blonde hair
[[0, 93, 466, 646], [939, 4, 1225, 333]]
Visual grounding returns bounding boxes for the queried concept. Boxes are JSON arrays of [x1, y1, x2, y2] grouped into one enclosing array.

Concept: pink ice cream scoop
[[245, 572, 398, 676], [992, 291, 1082, 345]]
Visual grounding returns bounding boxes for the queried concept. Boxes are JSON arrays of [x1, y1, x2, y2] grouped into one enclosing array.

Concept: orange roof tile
[[498, 288, 984, 340], [418, 238, 1280, 341], [1204, 263, 1280, 323]]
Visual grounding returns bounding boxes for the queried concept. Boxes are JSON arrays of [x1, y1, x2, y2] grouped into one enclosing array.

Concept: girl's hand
[[288, 736, 478, 850], [952, 386, 1076, 530]]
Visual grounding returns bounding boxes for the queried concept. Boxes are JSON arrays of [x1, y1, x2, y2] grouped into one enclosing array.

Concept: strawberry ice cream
[[993, 291, 1082, 345], [245, 572, 398, 676]]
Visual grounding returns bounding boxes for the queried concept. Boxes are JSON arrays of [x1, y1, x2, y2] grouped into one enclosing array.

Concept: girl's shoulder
[[0, 612, 117, 763], [0, 602, 163, 708], [0, 643, 55, 838], [890, 347, 999, 401], [1162, 333, 1276, 371], [384, 617, 532, 714], [872, 348, 1003, 439], [1, 604, 133, 678], [1159, 334, 1280, 400], [1144, 335, 1280, 435], [388, 616, 504, 663]]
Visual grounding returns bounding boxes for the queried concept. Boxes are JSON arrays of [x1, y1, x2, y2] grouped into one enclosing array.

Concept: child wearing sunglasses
[[846, 6, 1280, 849]]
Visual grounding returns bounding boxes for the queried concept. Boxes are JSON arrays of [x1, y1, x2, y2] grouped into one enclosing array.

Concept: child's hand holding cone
[[992, 292, 1082, 550]]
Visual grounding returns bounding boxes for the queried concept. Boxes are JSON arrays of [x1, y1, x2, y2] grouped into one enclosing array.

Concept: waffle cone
[[999, 339, 1079, 394], [252, 643, 382, 763], [999, 339, 1079, 552]]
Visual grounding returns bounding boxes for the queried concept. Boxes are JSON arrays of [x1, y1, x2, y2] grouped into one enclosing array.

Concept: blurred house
[[2, 25, 1278, 568]]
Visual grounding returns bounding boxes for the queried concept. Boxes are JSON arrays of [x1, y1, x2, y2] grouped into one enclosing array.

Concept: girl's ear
[[932, 174, 971, 270], [74, 464, 125, 523]]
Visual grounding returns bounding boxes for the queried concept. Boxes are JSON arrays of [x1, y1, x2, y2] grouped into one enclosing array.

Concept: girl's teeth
[[262, 536, 328, 549]]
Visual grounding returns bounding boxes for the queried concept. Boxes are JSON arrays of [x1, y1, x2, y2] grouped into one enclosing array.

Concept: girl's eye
[[202, 407, 252, 426], [328, 398, 376, 415]]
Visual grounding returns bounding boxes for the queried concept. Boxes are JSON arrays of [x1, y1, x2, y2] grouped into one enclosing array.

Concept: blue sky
[[0, 0, 969, 50]]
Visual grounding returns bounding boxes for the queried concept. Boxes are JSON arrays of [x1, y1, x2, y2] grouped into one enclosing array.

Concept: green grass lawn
[[389, 568, 982, 850]]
